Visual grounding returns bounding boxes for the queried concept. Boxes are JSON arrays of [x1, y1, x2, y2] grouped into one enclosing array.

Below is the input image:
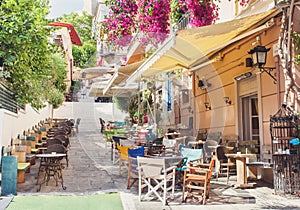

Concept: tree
[[277, 1, 300, 104], [114, 96, 130, 113], [58, 12, 97, 68], [0, 0, 67, 109]]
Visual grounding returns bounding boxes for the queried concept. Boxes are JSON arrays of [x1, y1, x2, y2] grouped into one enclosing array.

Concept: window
[[242, 95, 260, 141], [181, 89, 189, 105]]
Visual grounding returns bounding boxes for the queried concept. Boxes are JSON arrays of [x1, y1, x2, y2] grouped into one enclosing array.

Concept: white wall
[[0, 103, 52, 147], [217, 1, 235, 23]]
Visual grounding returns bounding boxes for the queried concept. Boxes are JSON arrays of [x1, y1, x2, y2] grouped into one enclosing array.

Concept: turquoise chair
[[175, 147, 203, 187], [178, 147, 203, 171]]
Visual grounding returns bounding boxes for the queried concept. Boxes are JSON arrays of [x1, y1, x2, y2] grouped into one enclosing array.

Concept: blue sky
[[48, 0, 84, 19]]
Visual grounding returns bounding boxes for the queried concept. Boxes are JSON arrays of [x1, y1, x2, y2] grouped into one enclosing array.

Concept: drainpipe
[[70, 58, 73, 83], [275, 56, 281, 107]]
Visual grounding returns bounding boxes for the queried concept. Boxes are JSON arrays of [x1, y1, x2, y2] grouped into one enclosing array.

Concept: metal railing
[[171, 13, 191, 34], [0, 82, 24, 113]]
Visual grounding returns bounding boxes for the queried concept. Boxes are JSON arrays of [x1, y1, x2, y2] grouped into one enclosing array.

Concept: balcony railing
[[96, 13, 191, 66], [0, 82, 24, 113]]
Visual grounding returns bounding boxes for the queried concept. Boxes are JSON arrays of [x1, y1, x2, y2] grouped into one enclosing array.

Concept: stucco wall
[[0, 104, 52, 147], [193, 15, 282, 142]]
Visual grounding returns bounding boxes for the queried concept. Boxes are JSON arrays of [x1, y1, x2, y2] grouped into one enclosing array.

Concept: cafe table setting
[[225, 152, 256, 188]]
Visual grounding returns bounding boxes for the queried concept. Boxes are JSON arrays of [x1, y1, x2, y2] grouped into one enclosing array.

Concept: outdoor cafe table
[[36, 153, 66, 191], [225, 153, 257, 188]]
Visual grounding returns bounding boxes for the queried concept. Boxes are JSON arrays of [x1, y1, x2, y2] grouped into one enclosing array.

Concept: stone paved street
[[13, 98, 300, 210]]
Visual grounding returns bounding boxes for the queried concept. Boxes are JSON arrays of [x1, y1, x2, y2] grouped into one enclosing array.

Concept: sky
[[48, 0, 84, 19]]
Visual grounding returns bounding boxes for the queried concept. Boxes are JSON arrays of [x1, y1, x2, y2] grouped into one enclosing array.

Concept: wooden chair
[[215, 145, 236, 184], [137, 156, 176, 206], [117, 144, 133, 175], [182, 158, 215, 205], [127, 146, 144, 189]]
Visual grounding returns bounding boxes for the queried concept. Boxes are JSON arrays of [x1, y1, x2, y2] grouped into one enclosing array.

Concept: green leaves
[[0, 0, 67, 109], [292, 31, 300, 64], [59, 12, 97, 68]]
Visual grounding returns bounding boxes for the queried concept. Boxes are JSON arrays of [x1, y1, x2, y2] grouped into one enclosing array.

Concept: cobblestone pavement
[[12, 98, 300, 210]]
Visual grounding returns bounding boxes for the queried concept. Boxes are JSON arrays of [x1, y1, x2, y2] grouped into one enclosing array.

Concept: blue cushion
[[290, 138, 300, 146], [177, 147, 203, 171], [128, 146, 144, 158]]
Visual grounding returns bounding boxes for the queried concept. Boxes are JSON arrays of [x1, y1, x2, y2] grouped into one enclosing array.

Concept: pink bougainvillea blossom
[[136, 0, 171, 45], [99, 0, 251, 47], [99, 0, 138, 47]]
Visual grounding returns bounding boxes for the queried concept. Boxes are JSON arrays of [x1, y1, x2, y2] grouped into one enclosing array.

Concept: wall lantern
[[198, 77, 211, 89], [224, 97, 231, 105], [204, 102, 211, 110], [248, 45, 277, 83]]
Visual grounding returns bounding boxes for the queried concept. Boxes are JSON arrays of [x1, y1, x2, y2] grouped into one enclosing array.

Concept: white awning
[[82, 66, 114, 80], [103, 60, 144, 95]]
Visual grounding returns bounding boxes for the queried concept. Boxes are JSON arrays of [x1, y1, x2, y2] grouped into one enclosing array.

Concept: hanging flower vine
[[178, 0, 219, 27], [99, 0, 137, 47], [99, 0, 252, 47], [136, 0, 171, 45]]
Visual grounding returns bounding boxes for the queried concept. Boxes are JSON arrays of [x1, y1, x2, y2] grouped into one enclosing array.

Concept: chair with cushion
[[182, 158, 215, 205], [137, 156, 176, 206], [111, 135, 127, 163], [117, 144, 133, 175], [176, 147, 203, 185], [127, 146, 145, 189]]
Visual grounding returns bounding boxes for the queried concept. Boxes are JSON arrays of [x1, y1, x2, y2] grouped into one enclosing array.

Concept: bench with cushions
[[11, 144, 31, 183], [1, 145, 31, 184]]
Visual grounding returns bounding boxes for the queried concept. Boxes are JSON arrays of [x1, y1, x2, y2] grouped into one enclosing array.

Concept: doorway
[[241, 95, 260, 141]]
